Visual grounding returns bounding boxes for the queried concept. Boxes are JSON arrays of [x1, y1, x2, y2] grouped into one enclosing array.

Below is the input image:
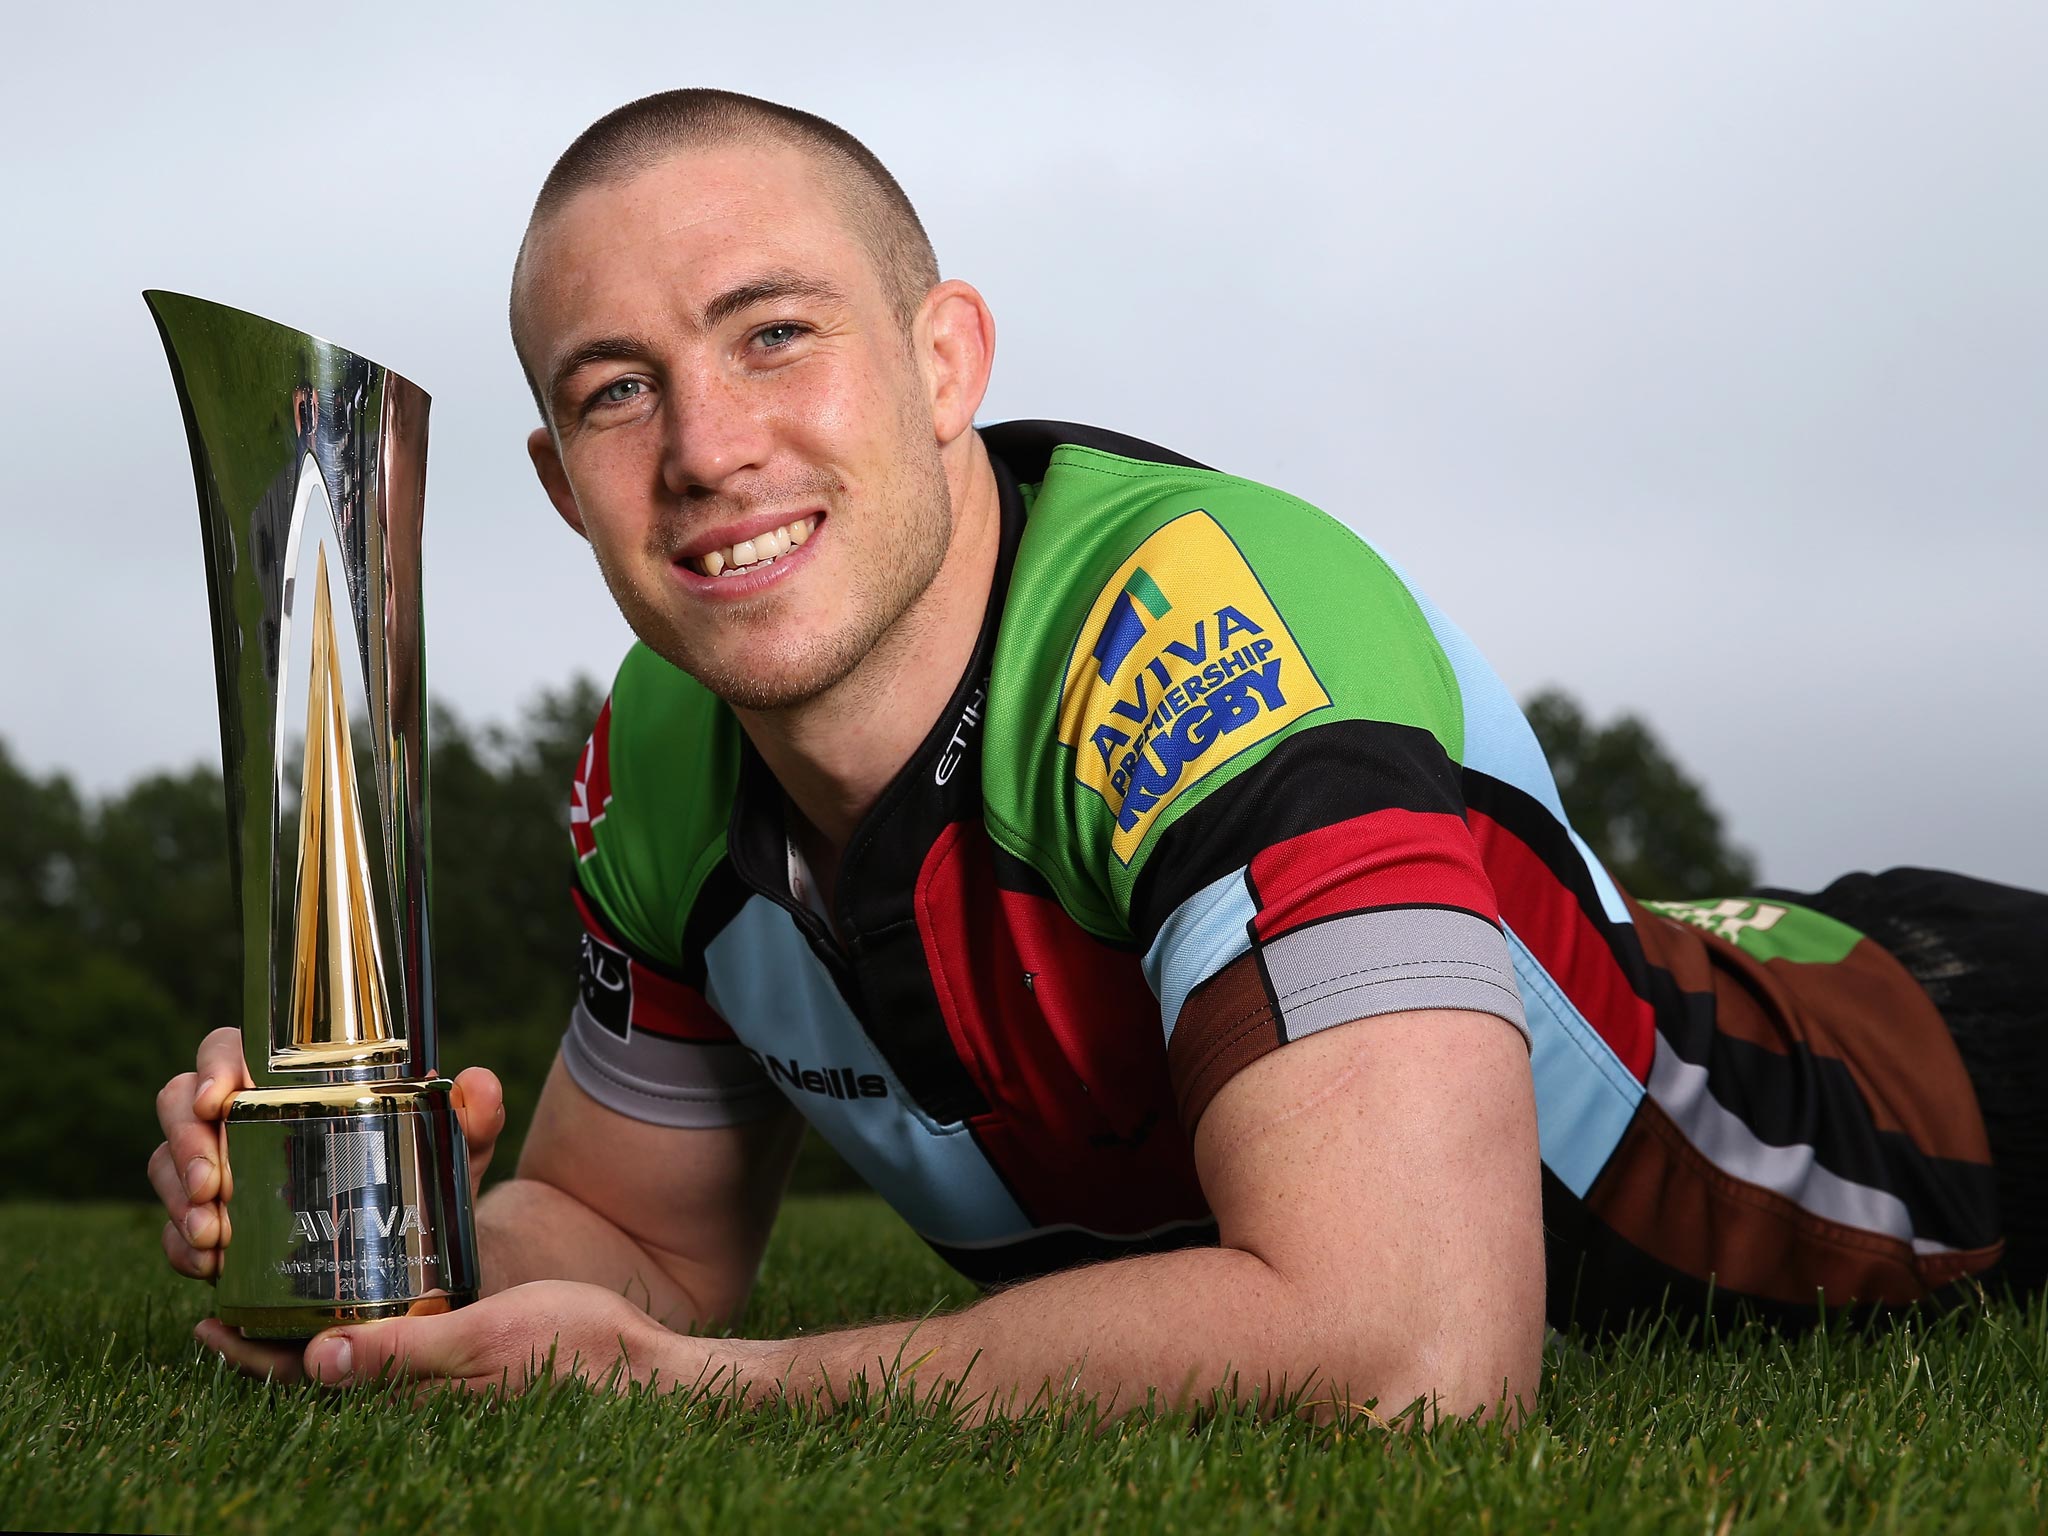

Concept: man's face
[[516, 141, 951, 711]]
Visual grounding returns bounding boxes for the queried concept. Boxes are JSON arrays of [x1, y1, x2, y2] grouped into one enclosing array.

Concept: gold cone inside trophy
[[147, 290, 479, 1338], [281, 550, 405, 1071]]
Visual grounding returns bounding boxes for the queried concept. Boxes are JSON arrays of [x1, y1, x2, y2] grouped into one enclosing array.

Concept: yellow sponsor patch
[[1058, 511, 1329, 863]]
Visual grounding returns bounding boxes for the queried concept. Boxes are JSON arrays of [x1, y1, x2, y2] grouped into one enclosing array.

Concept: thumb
[[449, 1067, 506, 1195], [305, 1313, 442, 1388]]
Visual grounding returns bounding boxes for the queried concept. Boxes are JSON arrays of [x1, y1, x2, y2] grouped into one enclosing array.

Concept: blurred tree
[[0, 740, 89, 930], [430, 678, 606, 1180], [82, 769, 240, 1031], [1522, 688, 1757, 900]]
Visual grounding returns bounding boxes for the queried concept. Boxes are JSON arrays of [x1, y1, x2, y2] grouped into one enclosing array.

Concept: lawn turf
[[4, 1200, 2047, 1533]]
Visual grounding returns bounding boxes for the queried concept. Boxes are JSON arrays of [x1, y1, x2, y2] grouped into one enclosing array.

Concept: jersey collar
[[723, 438, 1029, 946]]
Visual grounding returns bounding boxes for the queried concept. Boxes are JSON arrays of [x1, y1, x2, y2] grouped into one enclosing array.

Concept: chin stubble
[[609, 436, 955, 713]]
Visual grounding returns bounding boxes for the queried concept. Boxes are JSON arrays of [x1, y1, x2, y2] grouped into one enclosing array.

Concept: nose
[[658, 361, 773, 496]]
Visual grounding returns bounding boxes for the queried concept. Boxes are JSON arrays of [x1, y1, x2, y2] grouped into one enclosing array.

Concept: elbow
[[1363, 1312, 1543, 1429], [1291, 1281, 1544, 1429]]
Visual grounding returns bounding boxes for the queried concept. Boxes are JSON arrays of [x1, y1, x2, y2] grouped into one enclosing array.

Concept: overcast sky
[[3, 2, 2043, 892]]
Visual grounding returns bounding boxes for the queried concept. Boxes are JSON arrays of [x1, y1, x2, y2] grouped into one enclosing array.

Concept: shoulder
[[981, 423, 1466, 931], [570, 642, 743, 965]]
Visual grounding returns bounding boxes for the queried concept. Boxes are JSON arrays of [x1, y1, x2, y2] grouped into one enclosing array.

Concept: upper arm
[[516, 1050, 804, 1323], [1035, 477, 1544, 1410], [536, 675, 800, 1316], [1193, 1006, 1544, 1421]]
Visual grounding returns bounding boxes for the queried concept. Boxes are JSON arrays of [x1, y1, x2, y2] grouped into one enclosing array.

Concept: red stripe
[[1247, 808, 1498, 942], [1467, 809, 1655, 1081], [570, 885, 733, 1044], [913, 822, 1205, 1231], [626, 966, 732, 1043], [570, 697, 614, 861]]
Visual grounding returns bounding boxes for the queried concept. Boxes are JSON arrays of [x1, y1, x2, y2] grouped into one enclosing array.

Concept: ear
[[918, 280, 996, 448], [527, 427, 587, 539]]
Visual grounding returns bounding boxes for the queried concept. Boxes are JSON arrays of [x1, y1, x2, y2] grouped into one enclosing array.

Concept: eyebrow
[[545, 271, 852, 413], [700, 269, 849, 330], [546, 333, 661, 413]]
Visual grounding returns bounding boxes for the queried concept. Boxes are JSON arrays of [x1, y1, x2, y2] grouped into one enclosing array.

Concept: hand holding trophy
[[144, 293, 481, 1342]]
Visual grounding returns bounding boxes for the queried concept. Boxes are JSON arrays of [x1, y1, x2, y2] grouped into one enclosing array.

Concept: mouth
[[681, 513, 820, 579]]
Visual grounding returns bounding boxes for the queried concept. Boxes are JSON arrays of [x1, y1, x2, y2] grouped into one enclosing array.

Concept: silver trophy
[[146, 292, 478, 1338]]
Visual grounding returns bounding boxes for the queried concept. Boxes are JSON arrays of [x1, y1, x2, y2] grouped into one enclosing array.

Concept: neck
[[734, 432, 1001, 852]]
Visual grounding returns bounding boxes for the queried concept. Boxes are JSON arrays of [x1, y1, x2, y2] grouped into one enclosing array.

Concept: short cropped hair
[[512, 89, 940, 401]]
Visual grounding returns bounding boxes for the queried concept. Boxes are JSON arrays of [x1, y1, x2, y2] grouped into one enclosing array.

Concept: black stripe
[[1655, 1000, 2000, 1253], [1459, 768, 1651, 990], [674, 858, 750, 992], [988, 841, 1058, 900], [979, 419, 1213, 481], [1464, 769, 2001, 1252], [926, 1218, 1220, 1289], [1127, 718, 1464, 948]]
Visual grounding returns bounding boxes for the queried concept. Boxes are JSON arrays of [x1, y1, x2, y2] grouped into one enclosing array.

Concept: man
[[150, 89, 2041, 1419]]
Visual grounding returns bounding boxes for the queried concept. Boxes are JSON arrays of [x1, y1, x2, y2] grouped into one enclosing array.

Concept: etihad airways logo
[[1059, 512, 1329, 862]]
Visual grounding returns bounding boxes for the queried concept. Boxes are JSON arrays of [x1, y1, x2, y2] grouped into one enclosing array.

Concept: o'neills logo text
[[293, 1205, 425, 1243], [1059, 511, 1329, 862], [744, 1049, 888, 1101]]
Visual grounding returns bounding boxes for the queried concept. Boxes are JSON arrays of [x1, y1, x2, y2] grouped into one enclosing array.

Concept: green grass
[[5, 1201, 2048, 1534]]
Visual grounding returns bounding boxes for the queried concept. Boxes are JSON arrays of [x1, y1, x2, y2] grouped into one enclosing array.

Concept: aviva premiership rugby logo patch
[[1059, 511, 1329, 862]]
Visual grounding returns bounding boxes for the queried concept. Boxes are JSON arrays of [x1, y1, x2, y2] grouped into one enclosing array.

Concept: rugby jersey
[[561, 420, 2000, 1322]]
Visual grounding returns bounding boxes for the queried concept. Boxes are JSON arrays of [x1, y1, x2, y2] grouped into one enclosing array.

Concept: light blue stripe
[[1505, 921, 1641, 1196], [1380, 556, 1635, 931], [1379, 556, 1568, 821], [1143, 865, 1256, 1040], [1569, 827, 1633, 925], [704, 897, 1031, 1245]]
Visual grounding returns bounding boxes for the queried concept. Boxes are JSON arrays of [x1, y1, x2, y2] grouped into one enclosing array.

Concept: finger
[[147, 1141, 193, 1226], [450, 1068, 506, 1191], [161, 1217, 220, 1281], [154, 1079, 227, 1208], [193, 1027, 254, 1119], [193, 1317, 305, 1383]]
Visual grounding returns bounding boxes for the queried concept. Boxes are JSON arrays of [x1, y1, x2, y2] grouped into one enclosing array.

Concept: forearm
[[695, 1243, 1524, 1425], [476, 1177, 724, 1332]]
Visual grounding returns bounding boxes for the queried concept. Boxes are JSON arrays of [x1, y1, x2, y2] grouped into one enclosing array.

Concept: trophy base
[[217, 1077, 480, 1340], [220, 1289, 479, 1339]]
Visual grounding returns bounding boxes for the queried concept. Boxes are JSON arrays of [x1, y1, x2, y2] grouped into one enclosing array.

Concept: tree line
[[0, 684, 1752, 1202]]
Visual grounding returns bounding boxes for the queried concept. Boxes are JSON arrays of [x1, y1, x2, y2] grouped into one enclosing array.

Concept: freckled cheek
[[564, 439, 666, 549], [762, 365, 895, 482]]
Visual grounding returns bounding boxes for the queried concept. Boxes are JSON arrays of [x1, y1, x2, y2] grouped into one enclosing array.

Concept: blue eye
[[600, 378, 645, 404], [756, 323, 804, 349]]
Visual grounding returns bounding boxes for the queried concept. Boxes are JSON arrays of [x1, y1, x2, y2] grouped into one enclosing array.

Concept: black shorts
[[1760, 867, 2048, 1293]]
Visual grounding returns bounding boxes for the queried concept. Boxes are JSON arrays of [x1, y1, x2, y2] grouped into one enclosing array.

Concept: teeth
[[689, 516, 818, 577]]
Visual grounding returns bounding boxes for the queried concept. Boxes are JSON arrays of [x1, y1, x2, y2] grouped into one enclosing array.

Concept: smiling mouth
[[684, 515, 819, 578]]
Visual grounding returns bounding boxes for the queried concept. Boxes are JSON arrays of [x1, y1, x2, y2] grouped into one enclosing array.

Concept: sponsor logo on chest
[[1059, 511, 1329, 861], [743, 1048, 890, 1101]]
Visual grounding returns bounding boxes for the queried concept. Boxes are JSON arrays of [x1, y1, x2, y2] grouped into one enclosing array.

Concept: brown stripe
[[1630, 901, 1789, 1056], [1632, 898, 1991, 1164], [1585, 1103, 2000, 1307], [1168, 951, 1283, 1130], [1773, 939, 1993, 1165]]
